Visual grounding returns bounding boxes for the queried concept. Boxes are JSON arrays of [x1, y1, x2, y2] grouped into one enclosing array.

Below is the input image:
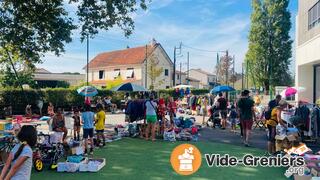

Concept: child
[[72, 109, 81, 141], [0, 125, 37, 180], [167, 97, 177, 123], [157, 98, 166, 135], [82, 104, 95, 155], [47, 102, 55, 116], [95, 104, 106, 147], [228, 105, 238, 132]]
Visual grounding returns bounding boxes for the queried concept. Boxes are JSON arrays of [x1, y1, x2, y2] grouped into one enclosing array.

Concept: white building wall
[[89, 64, 142, 82], [188, 70, 209, 89], [296, 0, 320, 102], [142, 47, 173, 90], [176, 73, 187, 85]]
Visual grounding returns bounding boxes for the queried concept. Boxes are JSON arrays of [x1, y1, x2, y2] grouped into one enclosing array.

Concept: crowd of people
[[1, 88, 315, 179]]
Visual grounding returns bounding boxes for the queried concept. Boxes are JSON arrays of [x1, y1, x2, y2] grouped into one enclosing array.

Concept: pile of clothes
[[284, 144, 320, 178], [114, 124, 140, 138], [163, 116, 200, 142]]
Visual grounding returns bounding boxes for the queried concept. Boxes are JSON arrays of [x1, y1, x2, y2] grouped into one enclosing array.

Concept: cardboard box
[[275, 135, 286, 140], [71, 146, 84, 155], [287, 134, 297, 142], [276, 140, 283, 152], [79, 158, 106, 172]]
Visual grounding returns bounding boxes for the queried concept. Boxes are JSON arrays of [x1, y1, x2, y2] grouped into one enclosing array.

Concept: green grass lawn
[[31, 138, 286, 180]]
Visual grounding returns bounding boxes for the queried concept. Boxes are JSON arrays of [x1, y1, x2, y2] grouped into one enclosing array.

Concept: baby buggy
[[207, 106, 221, 128], [33, 132, 66, 172]]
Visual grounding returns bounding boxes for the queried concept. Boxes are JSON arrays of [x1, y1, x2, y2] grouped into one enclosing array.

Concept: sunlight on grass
[[32, 138, 286, 180]]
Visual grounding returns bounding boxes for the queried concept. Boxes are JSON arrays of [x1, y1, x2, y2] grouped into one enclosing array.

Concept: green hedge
[[0, 88, 210, 115], [0, 88, 125, 115]]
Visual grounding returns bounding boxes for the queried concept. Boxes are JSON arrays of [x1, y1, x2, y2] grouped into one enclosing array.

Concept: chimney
[[150, 38, 157, 46]]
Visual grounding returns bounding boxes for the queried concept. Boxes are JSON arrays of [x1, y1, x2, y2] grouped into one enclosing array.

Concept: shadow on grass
[[32, 138, 286, 180]]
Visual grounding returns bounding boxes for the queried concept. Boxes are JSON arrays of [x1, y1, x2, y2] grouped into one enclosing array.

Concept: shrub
[[0, 88, 211, 114]]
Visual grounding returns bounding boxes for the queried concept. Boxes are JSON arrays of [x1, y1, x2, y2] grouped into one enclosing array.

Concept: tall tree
[[246, 0, 293, 93], [216, 55, 234, 85]]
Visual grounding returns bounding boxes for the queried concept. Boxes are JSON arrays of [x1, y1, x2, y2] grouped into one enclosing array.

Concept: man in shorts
[[217, 93, 228, 130], [145, 95, 158, 141], [237, 90, 255, 147]]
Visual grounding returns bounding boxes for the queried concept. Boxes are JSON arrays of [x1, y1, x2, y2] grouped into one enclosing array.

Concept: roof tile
[[87, 44, 156, 69]]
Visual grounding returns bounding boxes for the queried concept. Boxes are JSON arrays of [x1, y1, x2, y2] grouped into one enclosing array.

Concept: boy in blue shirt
[[81, 104, 95, 155]]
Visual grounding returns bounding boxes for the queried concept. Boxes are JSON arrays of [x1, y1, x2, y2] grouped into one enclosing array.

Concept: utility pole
[[86, 34, 89, 86], [173, 43, 182, 86], [173, 46, 176, 86], [233, 55, 235, 88], [242, 62, 244, 90], [246, 60, 249, 89], [187, 52, 190, 85], [225, 50, 229, 86], [216, 53, 219, 87], [145, 45, 148, 89], [179, 62, 182, 85]]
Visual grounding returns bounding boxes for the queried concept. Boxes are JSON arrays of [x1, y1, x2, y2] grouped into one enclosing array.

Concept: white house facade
[[187, 69, 216, 89], [86, 41, 173, 90], [296, 0, 320, 102]]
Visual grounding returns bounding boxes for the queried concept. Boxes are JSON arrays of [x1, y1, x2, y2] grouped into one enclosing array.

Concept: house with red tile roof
[[86, 40, 174, 90]]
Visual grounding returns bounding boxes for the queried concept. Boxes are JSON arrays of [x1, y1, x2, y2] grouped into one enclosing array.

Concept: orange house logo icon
[[170, 144, 202, 175]]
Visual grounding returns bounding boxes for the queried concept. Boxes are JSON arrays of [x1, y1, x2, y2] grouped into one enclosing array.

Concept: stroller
[[33, 132, 67, 172], [207, 106, 221, 128]]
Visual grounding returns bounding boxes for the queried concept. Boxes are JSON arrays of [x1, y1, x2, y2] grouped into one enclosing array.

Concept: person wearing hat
[[237, 90, 255, 147], [265, 100, 288, 155]]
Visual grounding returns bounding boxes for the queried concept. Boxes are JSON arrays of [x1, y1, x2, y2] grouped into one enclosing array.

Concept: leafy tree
[[215, 55, 234, 85], [106, 76, 123, 90], [147, 54, 164, 90], [246, 0, 293, 93], [0, 66, 36, 88], [73, 0, 148, 41], [0, 0, 148, 88]]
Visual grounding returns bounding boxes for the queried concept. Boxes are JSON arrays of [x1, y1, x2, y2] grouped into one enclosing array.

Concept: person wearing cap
[[237, 90, 255, 147], [265, 100, 288, 155]]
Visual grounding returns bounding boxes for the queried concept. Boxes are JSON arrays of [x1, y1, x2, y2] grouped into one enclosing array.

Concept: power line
[[181, 43, 226, 53]]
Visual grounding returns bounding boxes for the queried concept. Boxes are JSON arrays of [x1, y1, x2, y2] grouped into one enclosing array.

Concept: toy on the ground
[[33, 132, 66, 172]]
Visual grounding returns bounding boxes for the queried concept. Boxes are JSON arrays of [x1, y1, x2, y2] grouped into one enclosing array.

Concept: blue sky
[[39, 0, 298, 74]]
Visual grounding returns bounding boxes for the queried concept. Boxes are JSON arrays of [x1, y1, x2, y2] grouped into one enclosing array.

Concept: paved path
[[103, 113, 269, 150], [199, 127, 268, 149], [38, 113, 317, 152]]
